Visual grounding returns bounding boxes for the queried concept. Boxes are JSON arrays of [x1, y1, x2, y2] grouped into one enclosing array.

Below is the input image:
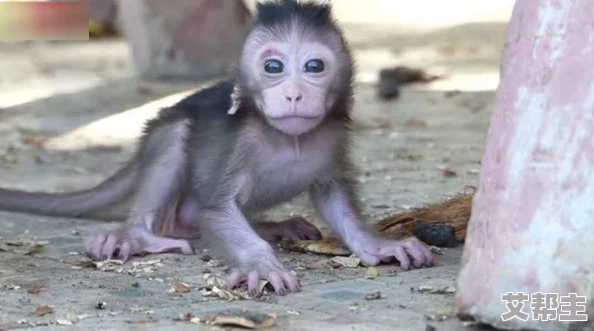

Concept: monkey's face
[[241, 26, 347, 136]]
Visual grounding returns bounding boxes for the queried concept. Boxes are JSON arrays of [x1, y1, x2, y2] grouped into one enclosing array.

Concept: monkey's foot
[[349, 236, 434, 270], [84, 230, 194, 261], [226, 249, 299, 296], [255, 217, 323, 242]]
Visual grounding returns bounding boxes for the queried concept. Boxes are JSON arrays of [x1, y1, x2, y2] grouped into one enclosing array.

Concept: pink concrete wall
[[456, 0, 594, 330]]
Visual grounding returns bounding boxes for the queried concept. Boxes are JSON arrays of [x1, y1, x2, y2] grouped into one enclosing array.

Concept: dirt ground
[[0, 8, 511, 331]]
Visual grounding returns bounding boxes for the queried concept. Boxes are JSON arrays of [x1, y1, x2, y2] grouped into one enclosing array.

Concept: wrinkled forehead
[[246, 18, 344, 54]]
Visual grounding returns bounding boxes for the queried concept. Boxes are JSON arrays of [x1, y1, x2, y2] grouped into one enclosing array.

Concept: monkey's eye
[[304, 59, 324, 73], [264, 60, 284, 74]]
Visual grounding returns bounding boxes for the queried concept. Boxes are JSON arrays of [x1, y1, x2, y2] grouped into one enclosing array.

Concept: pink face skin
[[240, 24, 345, 137]]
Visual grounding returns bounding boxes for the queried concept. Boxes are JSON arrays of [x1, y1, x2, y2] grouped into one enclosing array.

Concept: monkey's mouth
[[268, 115, 320, 120], [268, 115, 321, 136]]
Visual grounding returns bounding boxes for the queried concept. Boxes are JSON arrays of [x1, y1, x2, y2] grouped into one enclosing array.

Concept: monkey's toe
[[350, 236, 434, 271], [225, 266, 300, 296]]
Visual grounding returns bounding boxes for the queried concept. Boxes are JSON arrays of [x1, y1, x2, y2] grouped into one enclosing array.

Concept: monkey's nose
[[285, 94, 303, 103]]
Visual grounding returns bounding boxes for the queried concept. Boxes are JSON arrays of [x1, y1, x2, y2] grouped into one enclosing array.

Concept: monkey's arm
[[199, 200, 299, 295], [309, 179, 433, 270]]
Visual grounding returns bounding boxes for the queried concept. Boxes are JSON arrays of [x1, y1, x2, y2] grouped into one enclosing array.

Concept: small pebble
[[365, 291, 383, 300]]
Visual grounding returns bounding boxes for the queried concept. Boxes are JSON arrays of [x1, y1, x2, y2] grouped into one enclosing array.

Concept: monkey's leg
[[85, 120, 195, 261], [310, 181, 433, 270], [201, 201, 299, 296], [254, 217, 322, 242]]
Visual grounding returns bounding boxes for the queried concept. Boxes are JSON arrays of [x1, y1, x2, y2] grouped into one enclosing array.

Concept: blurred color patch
[[0, 1, 88, 41]]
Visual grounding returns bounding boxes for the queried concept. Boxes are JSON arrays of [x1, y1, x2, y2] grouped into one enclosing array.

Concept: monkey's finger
[[403, 238, 433, 267], [101, 235, 118, 260], [268, 272, 287, 296], [280, 272, 299, 292], [88, 234, 107, 260], [225, 270, 242, 289], [400, 242, 427, 269], [418, 242, 435, 266], [177, 240, 195, 255], [119, 241, 131, 261], [357, 251, 380, 267], [247, 271, 261, 296], [388, 246, 411, 270]]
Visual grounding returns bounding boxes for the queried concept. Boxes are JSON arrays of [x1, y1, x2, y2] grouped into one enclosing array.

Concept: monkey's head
[[238, 0, 354, 136]]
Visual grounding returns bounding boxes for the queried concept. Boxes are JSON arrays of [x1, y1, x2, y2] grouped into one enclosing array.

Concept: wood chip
[[282, 238, 351, 256], [330, 256, 361, 268], [202, 309, 277, 329], [34, 305, 54, 316]]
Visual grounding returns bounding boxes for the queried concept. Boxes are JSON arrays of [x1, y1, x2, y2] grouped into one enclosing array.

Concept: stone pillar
[[118, 0, 253, 80], [456, 1, 594, 330]]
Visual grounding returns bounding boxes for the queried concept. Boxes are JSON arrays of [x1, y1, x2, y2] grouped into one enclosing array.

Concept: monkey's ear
[[227, 85, 242, 115]]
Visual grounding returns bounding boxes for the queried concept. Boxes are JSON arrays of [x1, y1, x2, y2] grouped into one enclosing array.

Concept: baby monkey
[[0, 0, 433, 295]]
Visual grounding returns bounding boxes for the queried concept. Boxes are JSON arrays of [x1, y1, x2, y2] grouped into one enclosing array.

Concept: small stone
[[365, 267, 378, 279], [364, 291, 383, 300], [95, 301, 107, 310]]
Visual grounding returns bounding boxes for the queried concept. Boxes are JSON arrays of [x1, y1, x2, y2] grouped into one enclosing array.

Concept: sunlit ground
[[0, 1, 512, 153]]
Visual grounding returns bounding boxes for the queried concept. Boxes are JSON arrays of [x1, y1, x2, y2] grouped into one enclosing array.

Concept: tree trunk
[[456, 0, 594, 330]]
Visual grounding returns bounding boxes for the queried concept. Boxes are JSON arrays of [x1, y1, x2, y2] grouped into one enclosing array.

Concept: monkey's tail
[[0, 160, 139, 218]]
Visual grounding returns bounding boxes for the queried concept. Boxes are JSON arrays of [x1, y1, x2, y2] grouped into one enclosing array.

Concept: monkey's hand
[[84, 228, 194, 261], [348, 235, 434, 270], [225, 247, 299, 296]]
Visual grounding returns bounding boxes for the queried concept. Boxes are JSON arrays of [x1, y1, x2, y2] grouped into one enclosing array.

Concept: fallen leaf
[[23, 135, 47, 148], [211, 286, 240, 301], [125, 316, 157, 324], [1, 153, 18, 164], [304, 259, 334, 269], [63, 256, 97, 269], [405, 118, 428, 128], [282, 238, 351, 256], [16, 244, 45, 256], [418, 285, 455, 294], [175, 281, 191, 293], [330, 256, 361, 268], [202, 309, 277, 329], [56, 319, 73, 326], [34, 305, 54, 316], [173, 313, 201, 324], [442, 168, 457, 178], [425, 305, 455, 321], [27, 284, 44, 294], [365, 267, 378, 279]]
